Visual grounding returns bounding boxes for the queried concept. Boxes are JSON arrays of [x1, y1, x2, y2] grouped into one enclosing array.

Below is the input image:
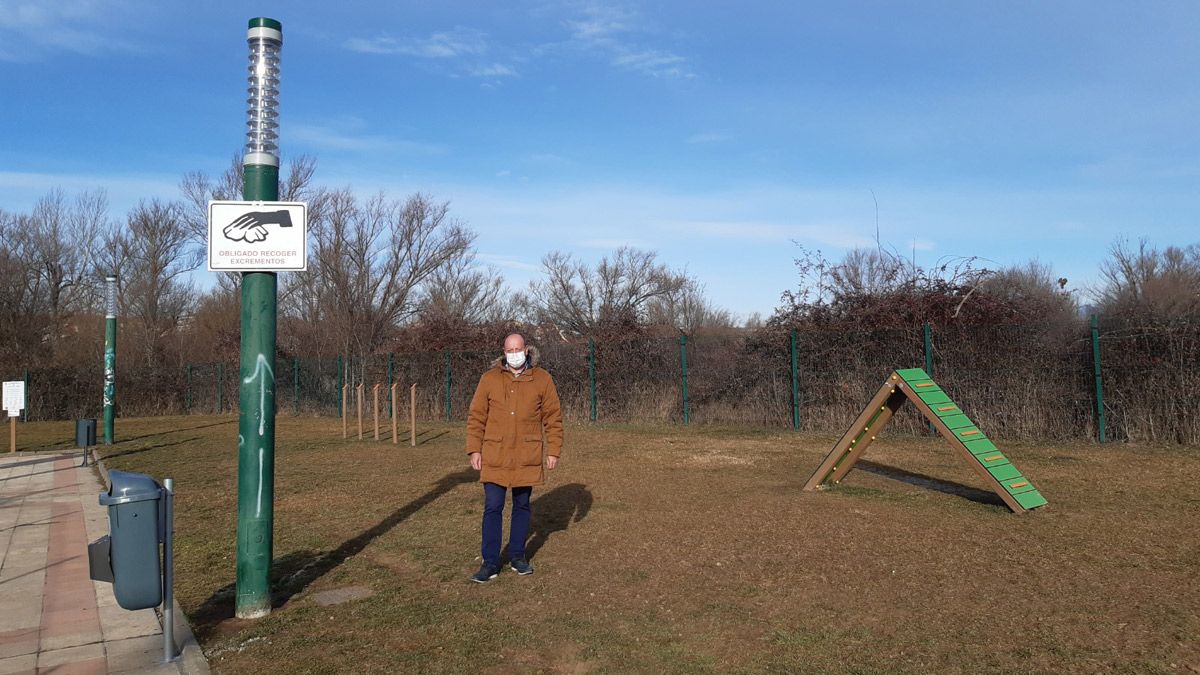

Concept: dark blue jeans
[[482, 482, 532, 567]]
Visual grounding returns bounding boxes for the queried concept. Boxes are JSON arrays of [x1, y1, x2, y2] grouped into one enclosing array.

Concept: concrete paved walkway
[[0, 453, 207, 674]]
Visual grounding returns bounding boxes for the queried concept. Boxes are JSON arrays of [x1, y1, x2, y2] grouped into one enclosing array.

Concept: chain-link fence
[[10, 317, 1200, 443]]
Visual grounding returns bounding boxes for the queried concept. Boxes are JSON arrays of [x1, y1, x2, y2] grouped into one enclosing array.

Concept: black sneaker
[[510, 557, 534, 576], [471, 563, 500, 583]]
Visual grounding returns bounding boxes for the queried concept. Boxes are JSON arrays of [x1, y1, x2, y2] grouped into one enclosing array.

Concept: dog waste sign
[[208, 201, 307, 271]]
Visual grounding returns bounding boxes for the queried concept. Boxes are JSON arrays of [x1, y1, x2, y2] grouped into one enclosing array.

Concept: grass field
[[17, 414, 1200, 674]]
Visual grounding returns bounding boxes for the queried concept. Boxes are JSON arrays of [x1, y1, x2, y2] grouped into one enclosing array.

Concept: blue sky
[[2, 1, 1198, 319]]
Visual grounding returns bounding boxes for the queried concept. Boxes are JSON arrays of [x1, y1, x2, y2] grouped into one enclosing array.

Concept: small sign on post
[[207, 201, 307, 271], [4, 380, 24, 453]]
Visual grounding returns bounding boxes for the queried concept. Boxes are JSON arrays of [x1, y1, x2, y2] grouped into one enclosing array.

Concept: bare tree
[[1095, 238, 1200, 320], [288, 190, 474, 355], [25, 189, 108, 346], [179, 154, 320, 241], [524, 247, 689, 336], [417, 255, 510, 324], [108, 199, 196, 367], [645, 278, 735, 335]]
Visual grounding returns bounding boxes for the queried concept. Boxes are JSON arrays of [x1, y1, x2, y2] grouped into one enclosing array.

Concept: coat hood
[[491, 344, 540, 370]]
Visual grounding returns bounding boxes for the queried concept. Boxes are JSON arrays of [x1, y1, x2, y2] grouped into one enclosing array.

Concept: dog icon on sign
[[223, 210, 294, 243]]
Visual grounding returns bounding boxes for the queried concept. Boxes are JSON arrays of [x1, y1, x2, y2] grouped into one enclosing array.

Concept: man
[[465, 333, 563, 583]]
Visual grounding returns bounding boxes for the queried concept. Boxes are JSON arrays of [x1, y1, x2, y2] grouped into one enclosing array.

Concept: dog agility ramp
[[804, 368, 1047, 513]]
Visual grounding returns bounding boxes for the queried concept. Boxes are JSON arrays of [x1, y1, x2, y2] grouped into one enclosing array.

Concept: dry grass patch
[[15, 415, 1199, 673]]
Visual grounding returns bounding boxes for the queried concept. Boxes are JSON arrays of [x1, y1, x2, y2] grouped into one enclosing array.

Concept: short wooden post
[[341, 384, 349, 438], [8, 417, 15, 453], [356, 384, 364, 440], [410, 383, 417, 447], [372, 384, 380, 440], [391, 383, 399, 445]]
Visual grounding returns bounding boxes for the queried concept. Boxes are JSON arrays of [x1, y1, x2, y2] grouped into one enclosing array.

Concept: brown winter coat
[[465, 346, 563, 487]]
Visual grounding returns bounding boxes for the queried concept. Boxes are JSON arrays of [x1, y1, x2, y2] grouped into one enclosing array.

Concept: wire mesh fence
[[10, 317, 1200, 444]]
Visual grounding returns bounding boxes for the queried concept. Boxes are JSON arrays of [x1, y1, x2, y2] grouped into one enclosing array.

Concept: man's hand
[[469, 452, 482, 471], [222, 210, 294, 243], [546, 455, 558, 470]]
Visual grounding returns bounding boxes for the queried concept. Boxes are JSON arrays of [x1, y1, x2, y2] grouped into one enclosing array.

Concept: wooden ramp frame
[[804, 368, 1048, 513]]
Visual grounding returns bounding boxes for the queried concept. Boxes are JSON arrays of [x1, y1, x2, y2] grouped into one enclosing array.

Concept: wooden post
[[356, 384, 364, 440], [9, 417, 14, 453], [391, 383, 399, 445], [341, 384, 348, 439], [372, 384, 380, 440], [410, 383, 417, 447]]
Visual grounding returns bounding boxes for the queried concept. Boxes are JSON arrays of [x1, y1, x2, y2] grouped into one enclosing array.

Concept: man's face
[[504, 335, 526, 355]]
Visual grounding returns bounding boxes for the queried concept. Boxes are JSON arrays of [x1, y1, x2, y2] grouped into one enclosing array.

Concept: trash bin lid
[[99, 470, 162, 505]]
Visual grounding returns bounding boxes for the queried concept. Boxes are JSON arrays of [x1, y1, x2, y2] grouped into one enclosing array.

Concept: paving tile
[[38, 656, 108, 674], [0, 652, 36, 675], [34, 642, 103, 668]]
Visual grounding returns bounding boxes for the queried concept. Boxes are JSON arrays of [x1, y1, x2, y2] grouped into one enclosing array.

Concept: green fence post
[[336, 354, 343, 417], [680, 335, 689, 425], [21, 369, 28, 422], [444, 352, 453, 421], [923, 322, 935, 432], [185, 365, 192, 413], [790, 330, 800, 431], [1091, 314, 1106, 443], [387, 352, 394, 418], [588, 338, 597, 422], [217, 362, 225, 414], [293, 357, 300, 415]]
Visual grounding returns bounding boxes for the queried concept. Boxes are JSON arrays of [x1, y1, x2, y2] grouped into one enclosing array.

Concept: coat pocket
[[518, 434, 543, 467], [481, 436, 503, 467]]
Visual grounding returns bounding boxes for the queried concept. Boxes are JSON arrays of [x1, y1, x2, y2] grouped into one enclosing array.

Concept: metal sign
[[207, 201, 307, 271], [3, 381, 25, 417]]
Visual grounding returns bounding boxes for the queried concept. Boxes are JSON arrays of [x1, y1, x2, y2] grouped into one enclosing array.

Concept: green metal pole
[[236, 16, 283, 620], [293, 357, 300, 415], [185, 365, 192, 413], [923, 322, 934, 377], [21, 369, 28, 422], [103, 275, 117, 444], [923, 322, 935, 433], [588, 338, 597, 422], [680, 335, 689, 425], [790, 330, 800, 431], [336, 354, 343, 417], [217, 363, 224, 414], [387, 352, 394, 418], [443, 352, 452, 421], [1091, 314, 1106, 443]]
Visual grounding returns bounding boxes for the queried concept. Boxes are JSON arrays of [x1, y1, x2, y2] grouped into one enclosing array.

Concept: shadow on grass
[[525, 483, 593, 561], [95, 436, 201, 462], [114, 418, 236, 444], [190, 468, 477, 638], [856, 459, 1006, 508]]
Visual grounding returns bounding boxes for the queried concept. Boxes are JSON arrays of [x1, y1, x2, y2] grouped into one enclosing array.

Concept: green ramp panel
[[897, 368, 1048, 512]]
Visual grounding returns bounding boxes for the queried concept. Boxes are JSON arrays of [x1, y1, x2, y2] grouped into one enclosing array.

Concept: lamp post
[[103, 275, 118, 444], [235, 16, 282, 620]]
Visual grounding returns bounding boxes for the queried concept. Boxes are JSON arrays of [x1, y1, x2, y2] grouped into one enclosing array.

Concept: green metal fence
[[11, 318, 1200, 443]]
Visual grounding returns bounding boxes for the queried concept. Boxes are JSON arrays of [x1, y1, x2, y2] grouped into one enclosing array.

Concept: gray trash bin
[[75, 418, 96, 448], [98, 470, 163, 610]]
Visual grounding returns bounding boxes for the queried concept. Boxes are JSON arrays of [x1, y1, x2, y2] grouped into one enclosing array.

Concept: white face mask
[[505, 351, 527, 369]]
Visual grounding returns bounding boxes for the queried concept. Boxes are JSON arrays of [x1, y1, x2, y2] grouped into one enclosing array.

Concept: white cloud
[[289, 119, 445, 156], [0, 0, 140, 61], [563, 3, 693, 79], [686, 133, 730, 144], [470, 62, 517, 77], [344, 27, 487, 58], [578, 238, 654, 249], [476, 253, 540, 272], [658, 220, 876, 249]]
